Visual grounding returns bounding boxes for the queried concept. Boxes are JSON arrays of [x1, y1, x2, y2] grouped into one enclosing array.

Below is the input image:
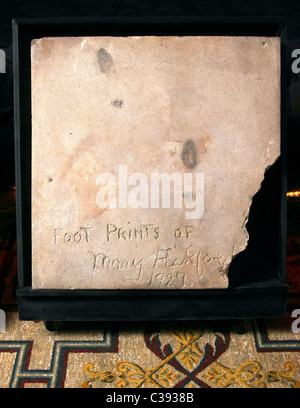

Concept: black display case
[[13, 17, 288, 323]]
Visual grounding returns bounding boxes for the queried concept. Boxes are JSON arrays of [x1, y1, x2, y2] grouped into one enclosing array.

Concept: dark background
[[1, 0, 300, 50]]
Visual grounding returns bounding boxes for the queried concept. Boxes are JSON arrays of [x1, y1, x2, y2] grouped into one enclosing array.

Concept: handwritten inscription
[[54, 227, 94, 244], [52, 223, 226, 288], [150, 246, 199, 288], [88, 251, 144, 281], [106, 223, 160, 242], [150, 246, 227, 288], [106, 223, 196, 242]]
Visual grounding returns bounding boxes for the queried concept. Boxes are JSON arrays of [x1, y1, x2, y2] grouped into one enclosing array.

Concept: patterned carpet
[[0, 188, 300, 388], [0, 311, 300, 388]]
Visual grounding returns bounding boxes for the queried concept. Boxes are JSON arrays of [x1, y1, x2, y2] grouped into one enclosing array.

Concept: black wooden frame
[[13, 16, 288, 321]]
